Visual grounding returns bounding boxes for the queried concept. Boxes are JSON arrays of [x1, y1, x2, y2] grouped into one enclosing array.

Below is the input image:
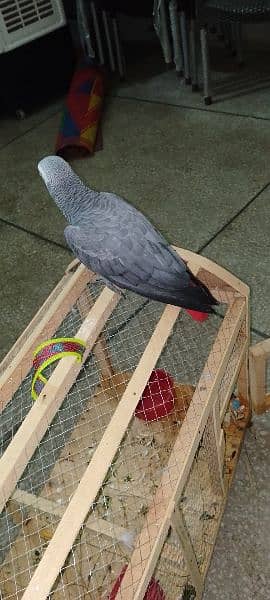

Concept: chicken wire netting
[[0, 276, 246, 599]]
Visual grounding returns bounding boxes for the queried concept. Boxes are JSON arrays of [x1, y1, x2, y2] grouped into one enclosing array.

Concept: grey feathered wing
[[64, 223, 218, 312]]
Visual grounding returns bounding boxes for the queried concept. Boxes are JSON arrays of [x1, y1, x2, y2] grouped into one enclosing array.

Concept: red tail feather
[[186, 309, 209, 322]]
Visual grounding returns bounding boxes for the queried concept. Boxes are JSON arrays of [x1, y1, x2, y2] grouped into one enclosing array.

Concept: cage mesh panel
[[0, 278, 246, 599], [152, 530, 195, 599]]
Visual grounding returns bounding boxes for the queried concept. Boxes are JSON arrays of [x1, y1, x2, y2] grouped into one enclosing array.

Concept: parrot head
[[38, 155, 92, 223]]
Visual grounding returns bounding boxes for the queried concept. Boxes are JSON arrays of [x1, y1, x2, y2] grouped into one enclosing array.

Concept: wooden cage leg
[[77, 288, 114, 380], [249, 347, 266, 415], [171, 506, 203, 599], [238, 348, 250, 407]]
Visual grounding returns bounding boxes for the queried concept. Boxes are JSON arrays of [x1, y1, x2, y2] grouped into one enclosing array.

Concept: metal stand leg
[[168, 0, 183, 75], [112, 16, 126, 80], [102, 10, 115, 72], [200, 27, 212, 105], [190, 18, 199, 91], [90, 1, 105, 65], [159, 0, 173, 64], [180, 10, 191, 84], [76, 0, 95, 59]]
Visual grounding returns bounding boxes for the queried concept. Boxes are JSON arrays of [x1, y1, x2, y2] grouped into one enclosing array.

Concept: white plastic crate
[[0, 0, 66, 54]]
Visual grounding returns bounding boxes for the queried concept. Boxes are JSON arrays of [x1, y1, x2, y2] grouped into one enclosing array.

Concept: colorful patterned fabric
[[55, 62, 104, 158], [31, 337, 86, 400]]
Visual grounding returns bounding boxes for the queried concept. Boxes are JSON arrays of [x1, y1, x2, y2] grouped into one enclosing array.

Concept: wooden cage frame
[[0, 247, 250, 600], [249, 338, 270, 415]]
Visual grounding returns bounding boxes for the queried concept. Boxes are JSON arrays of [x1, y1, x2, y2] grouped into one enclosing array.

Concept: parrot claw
[[99, 277, 126, 298]]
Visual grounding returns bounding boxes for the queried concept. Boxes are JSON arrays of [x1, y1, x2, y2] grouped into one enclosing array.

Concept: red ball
[[135, 369, 175, 422], [108, 565, 165, 599]]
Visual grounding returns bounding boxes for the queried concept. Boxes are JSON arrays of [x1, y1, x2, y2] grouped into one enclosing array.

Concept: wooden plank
[[173, 246, 250, 298], [171, 506, 203, 598], [0, 262, 92, 411], [21, 302, 181, 600], [219, 429, 225, 465], [77, 288, 114, 380], [249, 346, 267, 415], [237, 308, 250, 413], [219, 339, 248, 421], [0, 287, 120, 514], [12, 489, 131, 550], [116, 297, 246, 600], [206, 400, 225, 495], [250, 337, 270, 359]]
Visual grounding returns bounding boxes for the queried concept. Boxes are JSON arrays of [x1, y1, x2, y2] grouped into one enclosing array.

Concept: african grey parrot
[[38, 156, 218, 319]]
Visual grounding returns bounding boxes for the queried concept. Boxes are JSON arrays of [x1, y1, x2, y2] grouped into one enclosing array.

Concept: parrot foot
[[96, 276, 126, 298]]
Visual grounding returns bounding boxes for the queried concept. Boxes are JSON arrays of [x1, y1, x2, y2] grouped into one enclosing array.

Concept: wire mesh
[[0, 272, 247, 600]]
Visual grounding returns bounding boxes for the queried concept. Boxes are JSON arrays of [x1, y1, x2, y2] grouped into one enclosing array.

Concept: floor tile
[[0, 222, 70, 360], [202, 185, 270, 335], [1, 97, 269, 253], [0, 99, 62, 150], [116, 40, 270, 119]]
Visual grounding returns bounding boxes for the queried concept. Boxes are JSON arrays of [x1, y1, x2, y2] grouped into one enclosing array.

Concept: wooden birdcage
[[0, 247, 250, 600]]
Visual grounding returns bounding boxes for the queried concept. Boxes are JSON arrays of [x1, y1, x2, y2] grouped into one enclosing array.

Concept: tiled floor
[[1, 33, 270, 599]]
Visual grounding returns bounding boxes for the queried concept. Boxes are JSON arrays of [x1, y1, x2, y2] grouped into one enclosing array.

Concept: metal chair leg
[[76, 0, 95, 60], [159, 0, 173, 64], [90, 1, 105, 65], [190, 18, 199, 91], [168, 0, 183, 75], [180, 10, 191, 84], [102, 10, 116, 72], [200, 26, 212, 104], [112, 16, 126, 80]]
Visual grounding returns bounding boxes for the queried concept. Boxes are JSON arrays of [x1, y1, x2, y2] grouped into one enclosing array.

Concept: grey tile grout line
[[1, 87, 269, 157], [197, 180, 270, 341], [0, 216, 69, 252], [0, 107, 62, 153], [197, 180, 270, 253], [110, 92, 270, 123]]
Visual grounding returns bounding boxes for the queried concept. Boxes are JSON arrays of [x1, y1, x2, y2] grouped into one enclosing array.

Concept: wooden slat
[[237, 307, 250, 414], [219, 429, 225, 465], [22, 302, 181, 600], [77, 288, 114, 380], [206, 400, 225, 495], [0, 287, 120, 513], [173, 246, 249, 298], [219, 339, 248, 420], [12, 489, 131, 550], [0, 262, 92, 411], [250, 337, 270, 359], [171, 506, 203, 598], [249, 345, 267, 414], [116, 297, 246, 600]]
